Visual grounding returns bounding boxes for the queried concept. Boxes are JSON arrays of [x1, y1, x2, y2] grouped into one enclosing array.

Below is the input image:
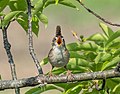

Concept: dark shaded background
[[0, 0, 120, 93]]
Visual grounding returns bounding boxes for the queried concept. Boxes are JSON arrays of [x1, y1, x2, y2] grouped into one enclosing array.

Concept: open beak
[[56, 36, 62, 46]]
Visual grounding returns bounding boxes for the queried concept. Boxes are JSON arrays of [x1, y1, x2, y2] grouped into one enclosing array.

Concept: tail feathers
[[56, 25, 61, 36]]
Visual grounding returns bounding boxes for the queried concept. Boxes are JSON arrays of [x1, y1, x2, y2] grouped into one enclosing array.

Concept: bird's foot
[[48, 71, 54, 77], [66, 70, 74, 81], [37, 74, 47, 90]]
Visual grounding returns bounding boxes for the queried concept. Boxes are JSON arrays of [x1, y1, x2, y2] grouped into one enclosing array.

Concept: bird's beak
[[57, 36, 62, 46]]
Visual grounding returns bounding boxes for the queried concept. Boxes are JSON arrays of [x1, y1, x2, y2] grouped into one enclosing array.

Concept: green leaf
[[38, 13, 48, 28], [110, 78, 120, 83], [17, 13, 28, 32], [101, 53, 112, 62], [85, 52, 96, 61], [69, 51, 85, 59], [113, 83, 120, 93], [67, 43, 80, 51], [44, 0, 78, 9], [101, 56, 120, 70], [59, 0, 77, 9], [2, 11, 22, 27], [55, 0, 59, 5], [113, 48, 120, 57], [54, 83, 67, 90], [65, 84, 82, 94], [40, 57, 49, 65], [67, 58, 91, 72], [105, 30, 120, 47], [9, 0, 27, 11], [44, 0, 55, 8], [109, 42, 120, 48], [33, 0, 43, 15], [87, 33, 106, 42], [17, 13, 39, 36], [0, 0, 9, 12], [106, 79, 118, 90], [32, 16, 39, 36], [51, 67, 65, 75], [94, 52, 103, 64], [99, 23, 114, 38], [67, 42, 98, 51], [80, 42, 98, 51], [25, 85, 62, 94]]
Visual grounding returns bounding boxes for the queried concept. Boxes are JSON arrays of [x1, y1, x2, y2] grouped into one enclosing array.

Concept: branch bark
[[0, 69, 120, 90], [26, 0, 43, 74], [2, 26, 20, 93], [76, 0, 120, 27]]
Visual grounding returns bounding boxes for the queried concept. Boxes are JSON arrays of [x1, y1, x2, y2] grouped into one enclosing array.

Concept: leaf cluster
[[0, 0, 77, 36]]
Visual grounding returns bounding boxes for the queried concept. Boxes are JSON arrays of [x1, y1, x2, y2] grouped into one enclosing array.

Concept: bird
[[48, 25, 70, 75]]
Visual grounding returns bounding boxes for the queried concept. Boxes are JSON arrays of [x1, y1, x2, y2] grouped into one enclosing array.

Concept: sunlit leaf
[[33, 0, 43, 15], [94, 52, 103, 64], [55, 0, 59, 5], [0, 0, 9, 12], [65, 84, 82, 94], [101, 53, 112, 62], [67, 42, 98, 51], [59, 0, 77, 9], [9, 0, 27, 11], [113, 48, 120, 57], [106, 79, 119, 92], [113, 83, 120, 93], [85, 52, 96, 61], [44, 0, 55, 8], [17, 13, 28, 32], [69, 51, 85, 59], [32, 16, 39, 36], [2, 11, 22, 28], [105, 30, 120, 47], [40, 57, 49, 65], [25, 85, 62, 94], [38, 13, 48, 28], [52, 67, 65, 75], [109, 42, 120, 48], [99, 23, 114, 38], [17, 13, 39, 36], [67, 58, 91, 72], [67, 43, 80, 51], [101, 56, 120, 70], [87, 33, 106, 42]]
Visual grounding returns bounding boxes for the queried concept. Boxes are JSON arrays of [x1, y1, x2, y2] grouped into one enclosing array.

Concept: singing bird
[[48, 26, 70, 73]]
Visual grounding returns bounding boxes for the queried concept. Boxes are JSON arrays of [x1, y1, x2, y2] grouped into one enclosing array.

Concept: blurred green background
[[0, 0, 120, 93]]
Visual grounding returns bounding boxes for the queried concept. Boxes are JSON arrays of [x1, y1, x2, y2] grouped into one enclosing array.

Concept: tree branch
[[26, 0, 43, 74], [2, 26, 20, 93], [0, 69, 120, 90], [76, 0, 120, 27]]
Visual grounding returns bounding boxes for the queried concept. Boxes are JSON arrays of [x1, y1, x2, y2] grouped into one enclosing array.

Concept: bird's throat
[[57, 36, 62, 45]]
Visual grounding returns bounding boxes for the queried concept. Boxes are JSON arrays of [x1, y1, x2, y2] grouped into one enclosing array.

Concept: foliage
[[26, 23, 120, 94], [0, 0, 78, 36], [0, 0, 120, 94]]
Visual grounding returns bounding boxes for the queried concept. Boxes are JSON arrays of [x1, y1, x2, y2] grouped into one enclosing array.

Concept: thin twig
[[26, 0, 43, 74], [0, 69, 120, 90], [76, 0, 120, 27], [2, 26, 20, 93]]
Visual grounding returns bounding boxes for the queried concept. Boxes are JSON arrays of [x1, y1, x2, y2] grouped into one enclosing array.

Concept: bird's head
[[52, 26, 65, 48]]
